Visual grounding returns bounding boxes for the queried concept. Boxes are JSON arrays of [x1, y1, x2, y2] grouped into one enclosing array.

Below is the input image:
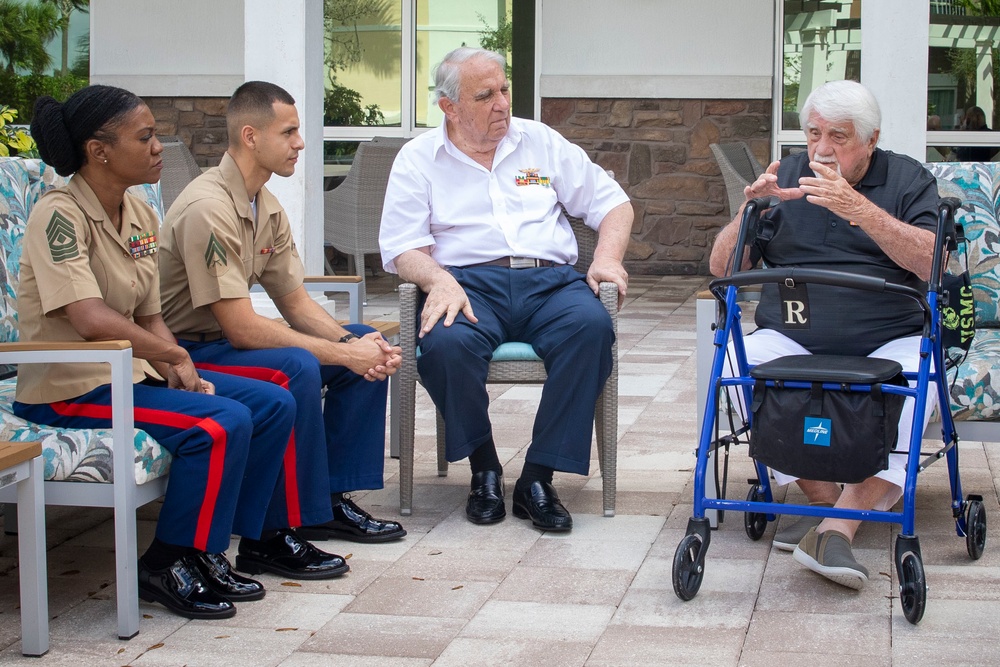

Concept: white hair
[[799, 80, 881, 143], [433, 47, 507, 104]]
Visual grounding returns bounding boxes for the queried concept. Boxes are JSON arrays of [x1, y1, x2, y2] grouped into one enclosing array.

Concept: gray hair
[[799, 80, 881, 144], [433, 47, 507, 104]]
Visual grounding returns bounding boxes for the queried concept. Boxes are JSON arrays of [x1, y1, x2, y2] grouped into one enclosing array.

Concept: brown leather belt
[[175, 331, 226, 343], [464, 257, 558, 269]]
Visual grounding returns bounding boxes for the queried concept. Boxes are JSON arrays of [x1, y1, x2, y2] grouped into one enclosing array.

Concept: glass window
[[781, 1, 861, 132], [323, 0, 514, 158], [928, 1, 1000, 161], [415, 0, 512, 128], [324, 0, 403, 128]]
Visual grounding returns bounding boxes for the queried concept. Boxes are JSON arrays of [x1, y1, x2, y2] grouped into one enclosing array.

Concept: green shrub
[[0, 71, 88, 123]]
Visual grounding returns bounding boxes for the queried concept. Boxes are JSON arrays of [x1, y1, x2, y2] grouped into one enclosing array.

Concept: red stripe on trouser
[[193, 362, 303, 526], [51, 401, 227, 551]]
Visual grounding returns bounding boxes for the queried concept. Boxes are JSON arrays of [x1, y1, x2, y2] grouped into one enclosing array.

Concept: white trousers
[[725, 329, 936, 508]]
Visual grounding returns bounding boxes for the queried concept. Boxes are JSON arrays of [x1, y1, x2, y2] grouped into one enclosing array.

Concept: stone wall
[[146, 96, 230, 168], [542, 98, 772, 275], [152, 95, 772, 275]]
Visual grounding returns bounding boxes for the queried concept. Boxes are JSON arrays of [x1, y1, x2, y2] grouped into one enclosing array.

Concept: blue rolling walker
[[672, 196, 986, 624]]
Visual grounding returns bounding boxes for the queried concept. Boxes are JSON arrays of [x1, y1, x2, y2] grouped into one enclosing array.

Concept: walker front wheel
[[966, 499, 987, 560], [744, 485, 768, 541], [672, 534, 706, 602], [897, 550, 927, 624]]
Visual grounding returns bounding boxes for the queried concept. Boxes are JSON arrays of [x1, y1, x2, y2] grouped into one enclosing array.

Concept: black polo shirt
[[753, 148, 938, 356]]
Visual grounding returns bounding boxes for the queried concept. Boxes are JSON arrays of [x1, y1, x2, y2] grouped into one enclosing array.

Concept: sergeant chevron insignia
[[45, 211, 78, 262]]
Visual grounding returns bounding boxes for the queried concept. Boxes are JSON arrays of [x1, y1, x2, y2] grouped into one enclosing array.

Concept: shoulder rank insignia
[[515, 168, 551, 188], [45, 211, 79, 262], [128, 232, 157, 259], [204, 232, 228, 277]]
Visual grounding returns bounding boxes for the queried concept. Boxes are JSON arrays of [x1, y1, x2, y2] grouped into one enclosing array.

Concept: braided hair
[[30, 85, 143, 177]]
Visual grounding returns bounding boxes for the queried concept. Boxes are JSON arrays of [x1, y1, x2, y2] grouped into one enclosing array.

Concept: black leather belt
[[175, 331, 226, 343], [464, 257, 558, 269]]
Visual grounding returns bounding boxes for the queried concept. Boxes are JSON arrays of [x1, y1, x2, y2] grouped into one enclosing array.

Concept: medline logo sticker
[[804, 417, 831, 447]]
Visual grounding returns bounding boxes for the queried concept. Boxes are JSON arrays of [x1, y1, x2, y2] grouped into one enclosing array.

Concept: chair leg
[[436, 411, 448, 477], [114, 484, 141, 640], [398, 370, 416, 516], [17, 456, 47, 657], [598, 387, 617, 518], [354, 254, 368, 306]]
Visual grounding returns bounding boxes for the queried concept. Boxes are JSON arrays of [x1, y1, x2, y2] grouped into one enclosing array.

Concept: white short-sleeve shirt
[[378, 117, 629, 273]]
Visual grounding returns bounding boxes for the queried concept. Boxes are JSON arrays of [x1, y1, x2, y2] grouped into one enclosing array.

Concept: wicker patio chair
[[158, 135, 203, 215], [324, 137, 408, 305], [396, 215, 619, 517], [710, 141, 765, 218]]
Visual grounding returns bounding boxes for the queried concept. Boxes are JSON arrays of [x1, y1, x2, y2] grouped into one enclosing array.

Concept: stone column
[[244, 0, 325, 275]]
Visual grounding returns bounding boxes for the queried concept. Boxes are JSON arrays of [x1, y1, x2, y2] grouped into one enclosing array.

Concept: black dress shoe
[[235, 530, 350, 580], [138, 556, 236, 620], [193, 552, 266, 602], [297, 496, 407, 543], [512, 480, 573, 532], [466, 470, 506, 525]]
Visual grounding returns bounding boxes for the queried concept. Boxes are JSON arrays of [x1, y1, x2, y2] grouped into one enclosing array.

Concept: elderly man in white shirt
[[379, 47, 633, 532]]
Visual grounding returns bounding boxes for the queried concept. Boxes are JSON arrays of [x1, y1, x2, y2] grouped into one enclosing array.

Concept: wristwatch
[[339, 333, 359, 343]]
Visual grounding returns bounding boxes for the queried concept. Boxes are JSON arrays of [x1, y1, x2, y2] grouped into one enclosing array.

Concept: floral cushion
[[0, 379, 169, 483], [925, 162, 1000, 326], [0, 157, 171, 483], [925, 162, 1000, 423]]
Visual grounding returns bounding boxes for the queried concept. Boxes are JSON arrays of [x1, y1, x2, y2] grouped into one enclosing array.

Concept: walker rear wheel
[[744, 485, 767, 541], [966, 499, 987, 560], [672, 534, 706, 601], [897, 550, 927, 624]]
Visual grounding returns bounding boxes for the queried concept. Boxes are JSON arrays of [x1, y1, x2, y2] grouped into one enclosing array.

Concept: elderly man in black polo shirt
[[709, 80, 939, 590]]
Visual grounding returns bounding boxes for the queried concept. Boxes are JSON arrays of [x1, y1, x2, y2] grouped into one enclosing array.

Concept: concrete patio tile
[[415, 511, 542, 552], [458, 600, 614, 642], [279, 654, 432, 667], [300, 613, 466, 658], [344, 575, 496, 618], [633, 554, 765, 595], [434, 637, 594, 667], [519, 533, 652, 572], [586, 625, 746, 666], [571, 489, 679, 517], [210, 591, 351, 630], [383, 546, 525, 583], [738, 651, 890, 667], [755, 554, 893, 616], [890, 598, 1000, 640], [611, 588, 757, 629], [743, 611, 888, 655], [122, 624, 313, 667], [492, 564, 633, 605], [543, 513, 665, 543]]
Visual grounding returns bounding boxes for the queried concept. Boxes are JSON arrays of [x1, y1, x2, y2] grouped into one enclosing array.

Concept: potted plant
[[0, 105, 37, 157]]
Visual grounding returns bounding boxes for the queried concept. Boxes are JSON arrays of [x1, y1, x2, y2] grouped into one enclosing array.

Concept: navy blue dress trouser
[[179, 322, 388, 502], [13, 369, 295, 554], [417, 265, 614, 475]]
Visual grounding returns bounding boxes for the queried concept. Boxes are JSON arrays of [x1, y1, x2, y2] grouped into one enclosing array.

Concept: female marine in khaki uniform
[[15, 86, 342, 621]]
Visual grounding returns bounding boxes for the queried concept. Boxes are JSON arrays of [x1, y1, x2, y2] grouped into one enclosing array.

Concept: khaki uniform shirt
[[159, 152, 304, 335], [16, 177, 160, 403]]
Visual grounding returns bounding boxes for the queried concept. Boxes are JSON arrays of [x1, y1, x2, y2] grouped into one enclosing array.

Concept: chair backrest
[[0, 158, 163, 350], [711, 142, 765, 218], [158, 135, 203, 215], [324, 136, 408, 253], [563, 169, 616, 273]]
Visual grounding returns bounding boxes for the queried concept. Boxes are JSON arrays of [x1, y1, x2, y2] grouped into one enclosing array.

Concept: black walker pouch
[[747, 355, 908, 484]]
